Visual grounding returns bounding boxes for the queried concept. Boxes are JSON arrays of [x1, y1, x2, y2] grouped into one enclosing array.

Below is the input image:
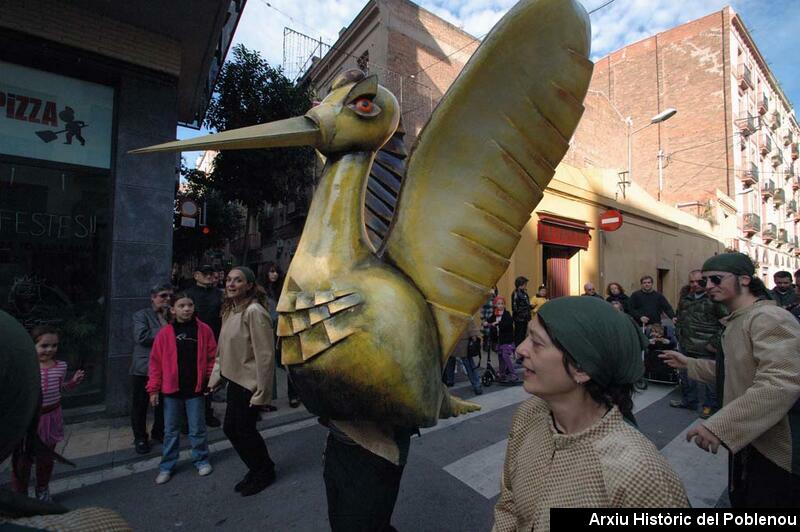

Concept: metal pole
[[657, 148, 664, 201], [627, 118, 632, 183]]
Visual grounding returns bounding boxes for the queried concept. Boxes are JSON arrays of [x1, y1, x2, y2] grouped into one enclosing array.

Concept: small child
[[147, 292, 217, 484], [488, 296, 518, 384], [12, 325, 84, 501]]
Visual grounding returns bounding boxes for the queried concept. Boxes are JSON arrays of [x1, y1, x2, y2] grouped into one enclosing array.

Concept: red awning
[[537, 214, 591, 250]]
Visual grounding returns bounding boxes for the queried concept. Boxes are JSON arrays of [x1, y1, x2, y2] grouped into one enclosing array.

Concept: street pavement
[[33, 376, 727, 531]]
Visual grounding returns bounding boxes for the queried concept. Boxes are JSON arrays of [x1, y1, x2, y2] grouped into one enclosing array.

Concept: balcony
[[736, 113, 758, 136], [769, 110, 781, 130], [758, 132, 772, 156], [772, 148, 784, 167], [792, 142, 799, 161], [758, 92, 769, 115], [778, 228, 789, 245], [794, 177, 800, 192], [740, 163, 759, 186], [763, 222, 777, 242], [229, 232, 262, 255], [774, 188, 786, 207], [788, 199, 797, 216], [743, 212, 761, 236], [737, 64, 753, 90], [762, 179, 775, 198], [786, 163, 795, 180], [784, 129, 794, 146]]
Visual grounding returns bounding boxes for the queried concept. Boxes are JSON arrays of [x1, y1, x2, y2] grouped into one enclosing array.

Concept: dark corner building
[[0, 0, 244, 416]]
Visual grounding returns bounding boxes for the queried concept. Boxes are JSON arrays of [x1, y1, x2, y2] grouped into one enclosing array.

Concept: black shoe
[[206, 415, 221, 428], [240, 469, 276, 497], [234, 471, 253, 493], [669, 400, 697, 410], [289, 398, 300, 408], [135, 440, 150, 455]]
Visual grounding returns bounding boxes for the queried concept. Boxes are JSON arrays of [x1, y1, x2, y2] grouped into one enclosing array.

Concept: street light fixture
[[627, 107, 678, 201]]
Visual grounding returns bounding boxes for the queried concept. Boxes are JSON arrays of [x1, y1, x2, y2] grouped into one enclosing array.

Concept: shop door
[[543, 246, 575, 298]]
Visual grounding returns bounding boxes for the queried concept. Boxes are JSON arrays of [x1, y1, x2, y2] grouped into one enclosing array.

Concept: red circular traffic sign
[[600, 210, 623, 232]]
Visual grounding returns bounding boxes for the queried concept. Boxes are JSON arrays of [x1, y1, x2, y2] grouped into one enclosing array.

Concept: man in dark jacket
[[671, 270, 728, 418], [770, 271, 796, 309], [511, 276, 531, 347], [185, 264, 223, 428], [629, 275, 675, 326], [130, 283, 172, 454]]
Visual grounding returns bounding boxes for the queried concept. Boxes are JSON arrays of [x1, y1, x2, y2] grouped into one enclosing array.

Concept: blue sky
[[180, 0, 799, 165]]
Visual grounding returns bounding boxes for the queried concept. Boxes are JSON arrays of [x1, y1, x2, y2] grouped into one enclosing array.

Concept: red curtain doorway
[[543, 246, 577, 298]]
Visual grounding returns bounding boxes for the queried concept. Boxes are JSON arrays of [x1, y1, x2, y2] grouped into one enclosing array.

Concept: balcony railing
[[786, 163, 795, 180], [784, 129, 794, 146], [792, 142, 799, 161], [737, 64, 753, 90], [758, 92, 769, 115], [794, 177, 800, 192], [740, 163, 759, 186], [772, 148, 784, 167], [763, 222, 777, 242], [737, 113, 758, 136], [743, 212, 761, 235], [788, 199, 797, 215], [769, 110, 781, 130], [774, 188, 786, 206], [758, 132, 772, 156], [762, 179, 775, 198], [778, 228, 789, 245]]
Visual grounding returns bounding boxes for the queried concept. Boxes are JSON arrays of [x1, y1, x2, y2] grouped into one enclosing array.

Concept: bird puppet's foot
[[439, 387, 481, 419]]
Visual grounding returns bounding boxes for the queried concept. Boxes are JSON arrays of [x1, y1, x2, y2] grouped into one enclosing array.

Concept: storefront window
[[0, 159, 110, 406]]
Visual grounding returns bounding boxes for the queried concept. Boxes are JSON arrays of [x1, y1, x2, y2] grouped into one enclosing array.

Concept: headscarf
[[702, 252, 755, 276], [232, 265, 256, 284], [537, 297, 646, 387]]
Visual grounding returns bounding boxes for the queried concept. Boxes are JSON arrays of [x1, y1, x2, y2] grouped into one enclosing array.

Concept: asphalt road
[[56, 380, 728, 531]]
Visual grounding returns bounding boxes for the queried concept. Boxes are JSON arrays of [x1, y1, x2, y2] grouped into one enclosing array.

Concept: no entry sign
[[600, 210, 623, 232]]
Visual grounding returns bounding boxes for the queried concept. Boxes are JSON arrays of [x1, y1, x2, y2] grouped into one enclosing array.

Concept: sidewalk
[[0, 368, 313, 485], [1, 364, 492, 489]]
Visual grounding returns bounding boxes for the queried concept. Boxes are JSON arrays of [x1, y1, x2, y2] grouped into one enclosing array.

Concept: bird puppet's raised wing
[[382, 0, 593, 361]]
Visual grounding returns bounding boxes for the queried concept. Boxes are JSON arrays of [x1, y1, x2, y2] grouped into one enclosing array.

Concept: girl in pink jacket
[[147, 292, 217, 484]]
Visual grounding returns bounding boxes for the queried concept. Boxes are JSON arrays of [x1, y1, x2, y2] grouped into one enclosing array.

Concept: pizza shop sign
[[0, 61, 113, 169]]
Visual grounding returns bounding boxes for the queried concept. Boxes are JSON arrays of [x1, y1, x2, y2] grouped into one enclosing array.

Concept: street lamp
[[627, 107, 678, 201]]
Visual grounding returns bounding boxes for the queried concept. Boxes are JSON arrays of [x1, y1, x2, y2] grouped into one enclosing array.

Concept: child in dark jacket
[[147, 292, 217, 485], [488, 296, 518, 383]]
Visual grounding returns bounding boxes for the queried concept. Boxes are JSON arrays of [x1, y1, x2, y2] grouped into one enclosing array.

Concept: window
[[0, 159, 110, 406]]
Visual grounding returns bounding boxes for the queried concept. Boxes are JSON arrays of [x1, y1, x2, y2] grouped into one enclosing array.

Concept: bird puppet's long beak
[[129, 116, 321, 154]]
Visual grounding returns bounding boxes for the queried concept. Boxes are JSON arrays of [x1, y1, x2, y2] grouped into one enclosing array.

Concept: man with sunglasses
[[671, 270, 728, 418], [129, 283, 173, 454], [661, 252, 800, 507]]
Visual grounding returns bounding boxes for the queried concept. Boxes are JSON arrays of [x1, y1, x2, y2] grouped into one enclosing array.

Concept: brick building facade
[[590, 7, 800, 279]]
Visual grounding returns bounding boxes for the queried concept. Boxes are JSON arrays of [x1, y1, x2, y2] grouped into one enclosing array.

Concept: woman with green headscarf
[[493, 297, 688, 532]]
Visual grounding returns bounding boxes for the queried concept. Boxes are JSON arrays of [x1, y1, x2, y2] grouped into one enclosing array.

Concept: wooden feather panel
[[383, 0, 593, 359]]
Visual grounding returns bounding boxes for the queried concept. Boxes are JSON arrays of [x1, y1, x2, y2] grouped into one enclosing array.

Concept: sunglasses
[[698, 274, 733, 287]]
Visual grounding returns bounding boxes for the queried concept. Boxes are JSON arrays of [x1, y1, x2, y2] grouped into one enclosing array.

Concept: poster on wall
[[0, 61, 113, 169]]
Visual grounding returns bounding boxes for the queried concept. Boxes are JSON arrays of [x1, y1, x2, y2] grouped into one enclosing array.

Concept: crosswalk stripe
[[443, 383, 678, 500]]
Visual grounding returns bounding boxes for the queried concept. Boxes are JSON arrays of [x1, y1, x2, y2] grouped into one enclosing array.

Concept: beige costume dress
[[493, 397, 688, 531]]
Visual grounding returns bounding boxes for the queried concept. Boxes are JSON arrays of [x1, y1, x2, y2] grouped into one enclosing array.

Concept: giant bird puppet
[[135, 0, 592, 458]]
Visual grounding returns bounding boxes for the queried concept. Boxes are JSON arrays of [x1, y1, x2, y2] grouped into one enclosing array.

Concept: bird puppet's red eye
[[355, 98, 374, 113], [348, 96, 381, 117]]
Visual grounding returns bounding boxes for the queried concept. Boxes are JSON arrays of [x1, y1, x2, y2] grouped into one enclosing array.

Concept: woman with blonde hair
[[209, 266, 276, 497]]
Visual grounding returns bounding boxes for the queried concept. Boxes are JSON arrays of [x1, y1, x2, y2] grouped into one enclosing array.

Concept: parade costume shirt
[[493, 397, 688, 532], [688, 300, 800, 475]]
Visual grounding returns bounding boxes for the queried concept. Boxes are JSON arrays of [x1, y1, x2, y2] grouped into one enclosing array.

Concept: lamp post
[[627, 107, 677, 201]]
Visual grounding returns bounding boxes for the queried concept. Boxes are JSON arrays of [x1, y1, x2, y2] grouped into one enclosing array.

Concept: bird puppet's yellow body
[[134, 0, 593, 435]]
